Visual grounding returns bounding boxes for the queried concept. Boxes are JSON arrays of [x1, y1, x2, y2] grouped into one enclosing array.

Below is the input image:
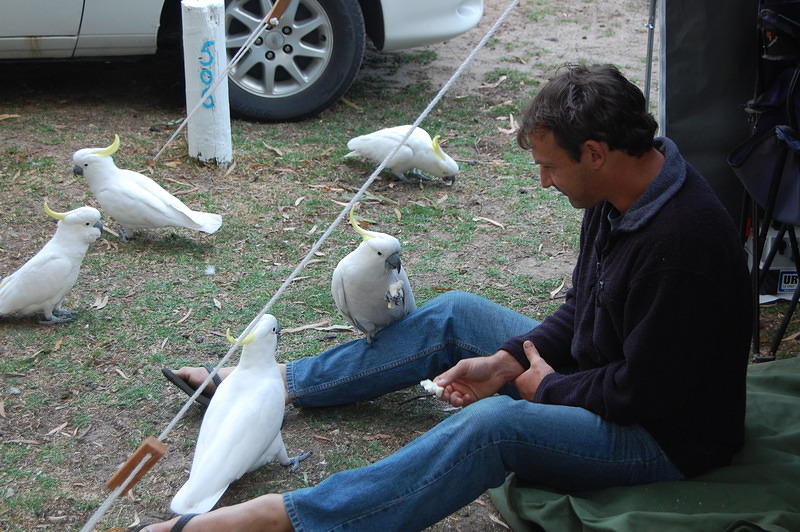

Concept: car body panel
[[74, 0, 164, 56], [0, 0, 483, 59], [379, 0, 483, 52], [0, 0, 83, 58]]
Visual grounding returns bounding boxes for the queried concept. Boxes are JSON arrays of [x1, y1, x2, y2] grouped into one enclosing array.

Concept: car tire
[[224, 0, 365, 121]]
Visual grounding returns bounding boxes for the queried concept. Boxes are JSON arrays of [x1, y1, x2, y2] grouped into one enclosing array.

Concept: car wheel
[[224, 0, 365, 121]]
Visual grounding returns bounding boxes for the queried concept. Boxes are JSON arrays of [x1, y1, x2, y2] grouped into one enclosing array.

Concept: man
[[149, 64, 752, 531]]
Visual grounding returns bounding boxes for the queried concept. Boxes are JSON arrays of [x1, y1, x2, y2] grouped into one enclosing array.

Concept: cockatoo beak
[[386, 251, 402, 272], [73, 165, 84, 176], [43, 202, 66, 220], [94, 221, 104, 232], [94, 134, 121, 157]]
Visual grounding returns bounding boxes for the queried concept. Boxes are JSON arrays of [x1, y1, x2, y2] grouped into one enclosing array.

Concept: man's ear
[[582, 140, 606, 168]]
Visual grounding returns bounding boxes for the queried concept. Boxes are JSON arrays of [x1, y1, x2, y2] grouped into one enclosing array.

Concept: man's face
[[529, 130, 599, 209]]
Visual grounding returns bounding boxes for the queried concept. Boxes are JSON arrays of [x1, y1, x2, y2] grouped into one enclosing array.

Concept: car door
[[0, 0, 84, 58], [73, 0, 165, 56]]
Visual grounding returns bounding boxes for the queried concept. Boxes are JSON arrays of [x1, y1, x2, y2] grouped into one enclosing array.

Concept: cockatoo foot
[[118, 227, 135, 242], [53, 308, 75, 318], [285, 451, 313, 473], [399, 169, 433, 184], [441, 174, 457, 186], [38, 314, 73, 325]]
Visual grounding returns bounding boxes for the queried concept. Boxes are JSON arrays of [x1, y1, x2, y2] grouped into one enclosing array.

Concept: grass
[[0, 49, 582, 529]]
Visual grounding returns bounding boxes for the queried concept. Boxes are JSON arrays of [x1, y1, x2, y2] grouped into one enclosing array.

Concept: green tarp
[[489, 356, 800, 532]]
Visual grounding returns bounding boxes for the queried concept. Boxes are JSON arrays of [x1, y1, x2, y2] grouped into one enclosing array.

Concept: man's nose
[[539, 169, 553, 188]]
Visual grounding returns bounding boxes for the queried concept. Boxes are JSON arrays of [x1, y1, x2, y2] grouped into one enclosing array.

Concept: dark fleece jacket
[[499, 137, 752, 477]]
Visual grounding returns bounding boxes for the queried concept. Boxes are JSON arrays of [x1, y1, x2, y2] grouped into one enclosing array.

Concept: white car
[[0, 0, 483, 120]]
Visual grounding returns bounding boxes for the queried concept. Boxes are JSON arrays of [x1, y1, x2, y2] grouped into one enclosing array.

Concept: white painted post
[[181, 0, 233, 166]]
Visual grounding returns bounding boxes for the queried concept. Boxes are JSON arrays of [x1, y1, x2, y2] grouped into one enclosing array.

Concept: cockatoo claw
[[117, 227, 135, 242], [287, 451, 313, 473], [441, 175, 457, 186], [38, 315, 73, 325], [53, 308, 75, 318], [400, 169, 433, 184]]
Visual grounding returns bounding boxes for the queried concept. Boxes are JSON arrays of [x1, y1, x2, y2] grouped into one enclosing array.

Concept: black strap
[[203, 365, 223, 387], [171, 513, 199, 532]]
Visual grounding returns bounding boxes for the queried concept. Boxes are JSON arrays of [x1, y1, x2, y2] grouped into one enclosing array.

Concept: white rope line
[[80, 1, 519, 529]]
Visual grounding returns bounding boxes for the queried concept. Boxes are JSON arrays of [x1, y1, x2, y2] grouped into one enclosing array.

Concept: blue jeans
[[283, 291, 683, 531]]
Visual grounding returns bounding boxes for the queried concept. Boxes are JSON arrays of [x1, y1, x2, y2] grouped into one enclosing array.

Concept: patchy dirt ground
[[0, 1, 661, 531]]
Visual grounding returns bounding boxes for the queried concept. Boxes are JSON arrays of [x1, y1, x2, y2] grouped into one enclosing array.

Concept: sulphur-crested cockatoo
[[331, 206, 416, 342], [72, 135, 222, 240], [0, 203, 102, 324], [170, 314, 311, 515], [345, 125, 459, 184]]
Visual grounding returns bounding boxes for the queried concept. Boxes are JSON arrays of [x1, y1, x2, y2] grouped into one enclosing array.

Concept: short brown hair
[[517, 64, 658, 161]]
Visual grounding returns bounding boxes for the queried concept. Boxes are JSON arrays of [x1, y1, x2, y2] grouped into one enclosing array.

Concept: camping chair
[[729, 0, 800, 361]]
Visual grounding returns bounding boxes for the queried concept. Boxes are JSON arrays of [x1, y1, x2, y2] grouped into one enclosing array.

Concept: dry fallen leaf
[[176, 308, 193, 324], [0, 114, 20, 121], [0, 401, 5, 418], [549, 278, 566, 299], [47, 422, 69, 436], [489, 513, 510, 529], [282, 319, 332, 334], [213, 297, 222, 310], [53, 337, 64, 351], [262, 142, 284, 157], [339, 96, 362, 110], [91, 294, 109, 310], [114, 368, 129, 380], [480, 74, 507, 89], [362, 433, 391, 440], [294, 196, 306, 206], [472, 216, 506, 230]]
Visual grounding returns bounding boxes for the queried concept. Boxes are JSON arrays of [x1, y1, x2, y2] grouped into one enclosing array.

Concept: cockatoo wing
[[169, 370, 285, 514], [104, 169, 221, 233], [0, 252, 77, 316], [346, 130, 417, 175], [401, 268, 416, 313], [331, 256, 371, 336]]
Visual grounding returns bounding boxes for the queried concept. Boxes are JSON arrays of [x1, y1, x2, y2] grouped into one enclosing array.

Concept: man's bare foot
[[171, 366, 233, 394], [143, 494, 292, 531], [171, 365, 290, 404]]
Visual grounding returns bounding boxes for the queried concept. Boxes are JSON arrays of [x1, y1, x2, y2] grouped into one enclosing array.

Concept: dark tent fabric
[[489, 356, 800, 532]]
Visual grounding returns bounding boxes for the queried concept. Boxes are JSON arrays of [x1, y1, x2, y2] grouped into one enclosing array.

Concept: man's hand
[[435, 350, 524, 407], [514, 341, 555, 401]]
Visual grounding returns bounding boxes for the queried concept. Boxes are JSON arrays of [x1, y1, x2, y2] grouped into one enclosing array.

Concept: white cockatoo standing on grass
[[0, 203, 102, 324], [170, 314, 311, 515], [331, 205, 416, 342], [345, 125, 459, 184], [72, 135, 222, 240]]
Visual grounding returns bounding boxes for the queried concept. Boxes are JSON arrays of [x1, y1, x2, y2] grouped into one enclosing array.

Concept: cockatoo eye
[[84, 163, 88, 167], [377, 251, 383, 256], [85, 222, 90, 226], [272, 327, 277, 333]]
